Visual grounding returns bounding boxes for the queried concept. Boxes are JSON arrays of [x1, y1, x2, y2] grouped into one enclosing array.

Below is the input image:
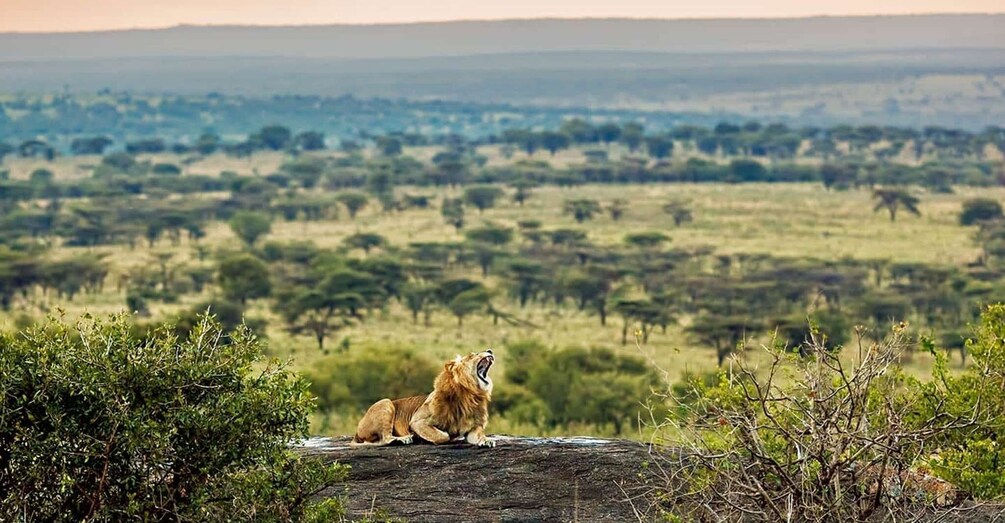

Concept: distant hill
[[1, 15, 1003, 61], [1, 15, 1004, 128]]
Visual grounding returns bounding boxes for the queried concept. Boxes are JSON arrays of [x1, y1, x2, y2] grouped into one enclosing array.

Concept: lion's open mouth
[[476, 355, 494, 384]]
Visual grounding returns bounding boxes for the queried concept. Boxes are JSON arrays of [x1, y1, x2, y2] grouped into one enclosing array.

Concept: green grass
[[9, 181, 985, 365], [2, 154, 993, 436], [254, 182, 983, 265]]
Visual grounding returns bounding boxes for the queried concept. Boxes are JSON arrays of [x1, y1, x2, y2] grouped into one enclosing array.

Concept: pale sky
[[2, 0, 1003, 32]]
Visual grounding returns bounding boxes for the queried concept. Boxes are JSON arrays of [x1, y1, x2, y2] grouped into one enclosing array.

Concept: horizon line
[[3, 11, 1004, 36]]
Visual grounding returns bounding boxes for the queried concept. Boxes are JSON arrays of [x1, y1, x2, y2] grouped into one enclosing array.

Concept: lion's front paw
[[477, 438, 496, 448], [399, 434, 414, 445]]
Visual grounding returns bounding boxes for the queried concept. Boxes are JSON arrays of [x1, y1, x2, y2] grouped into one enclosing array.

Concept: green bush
[[659, 326, 953, 520], [658, 308, 1005, 522], [217, 252, 272, 304], [505, 342, 661, 434], [921, 304, 1005, 498], [306, 348, 439, 412], [491, 385, 551, 427], [0, 313, 344, 521], [959, 198, 1003, 226], [228, 211, 272, 247], [503, 339, 547, 386], [151, 162, 182, 176]]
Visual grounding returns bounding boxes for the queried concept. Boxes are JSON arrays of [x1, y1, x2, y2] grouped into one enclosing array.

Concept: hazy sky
[[3, 0, 1004, 32]]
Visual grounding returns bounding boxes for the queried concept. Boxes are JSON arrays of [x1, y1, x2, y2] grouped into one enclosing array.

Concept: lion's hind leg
[[351, 398, 399, 447]]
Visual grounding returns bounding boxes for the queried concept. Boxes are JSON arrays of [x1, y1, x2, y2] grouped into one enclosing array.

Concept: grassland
[[4, 174, 987, 359], [2, 150, 995, 436]]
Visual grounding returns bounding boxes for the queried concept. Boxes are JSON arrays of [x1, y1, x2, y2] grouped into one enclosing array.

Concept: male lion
[[351, 350, 496, 448]]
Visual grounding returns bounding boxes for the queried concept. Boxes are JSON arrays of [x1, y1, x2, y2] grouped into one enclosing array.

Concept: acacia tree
[[464, 224, 514, 276], [294, 130, 326, 151], [501, 129, 539, 156], [342, 232, 387, 255], [441, 197, 465, 231], [960, 198, 1003, 225], [539, 131, 571, 156], [70, 136, 113, 155], [252, 125, 292, 151], [596, 123, 622, 146], [194, 132, 221, 155], [0, 142, 16, 163], [402, 281, 438, 325], [646, 136, 674, 160], [335, 191, 369, 219], [872, 188, 921, 222], [18, 139, 54, 160], [433, 278, 487, 327], [771, 311, 850, 355], [563, 199, 602, 223], [504, 260, 545, 307], [687, 315, 760, 366], [228, 211, 272, 247], [820, 163, 857, 190], [277, 269, 380, 350], [431, 151, 469, 186], [0, 249, 39, 310], [624, 231, 670, 250], [560, 266, 619, 325], [546, 229, 585, 248], [375, 136, 403, 156], [465, 224, 513, 247], [38, 256, 107, 302], [447, 287, 491, 327], [620, 123, 645, 152], [612, 298, 662, 345], [607, 199, 627, 221], [280, 289, 361, 350], [217, 253, 271, 304], [663, 201, 694, 226], [857, 292, 911, 339], [511, 179, 537, 206], [463, 185, 505, 213], [560, 119, 596, 144]]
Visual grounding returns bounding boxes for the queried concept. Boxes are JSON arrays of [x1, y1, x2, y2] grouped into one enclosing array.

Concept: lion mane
[[350, 350, 495, 447]]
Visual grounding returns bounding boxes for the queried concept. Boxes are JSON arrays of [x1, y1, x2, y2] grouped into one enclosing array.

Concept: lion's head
[[436, 349, 495, 397]]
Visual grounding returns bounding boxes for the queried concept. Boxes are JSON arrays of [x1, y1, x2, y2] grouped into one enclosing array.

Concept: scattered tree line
[[3, 150, 1003, 370], [5, 120, 1004, 166]]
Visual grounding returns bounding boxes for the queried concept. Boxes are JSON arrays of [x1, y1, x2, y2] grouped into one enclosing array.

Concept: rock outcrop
[[298, 436, 659, 522], [298, 436, 1005, 522]]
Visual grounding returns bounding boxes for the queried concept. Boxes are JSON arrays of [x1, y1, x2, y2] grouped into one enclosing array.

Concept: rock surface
[[298, 436, 660, 522]]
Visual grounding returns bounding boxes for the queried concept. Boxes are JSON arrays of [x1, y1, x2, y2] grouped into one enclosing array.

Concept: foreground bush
[[0, 313, 345, 522], [921, 304, 1005, 498], [656, 317, 1000, 522]]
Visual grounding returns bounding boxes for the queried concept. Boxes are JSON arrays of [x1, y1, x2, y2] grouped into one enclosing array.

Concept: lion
[[351, 349, 496, 448]]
